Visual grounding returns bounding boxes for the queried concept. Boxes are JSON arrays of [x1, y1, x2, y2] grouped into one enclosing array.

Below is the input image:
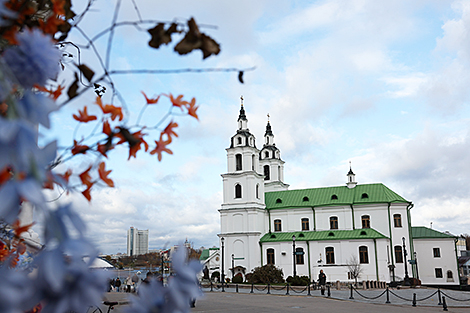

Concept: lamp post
[[231, 254, 234, 280], [221, 237, 225, 292], [292, 235, 297, 277], [402, 237, 410, 286], [414, 251, 419, 281]]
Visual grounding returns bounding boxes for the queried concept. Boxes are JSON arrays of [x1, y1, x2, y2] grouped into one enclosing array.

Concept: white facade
[[219, 104, 459, 286], [127, 227, 149, 256]]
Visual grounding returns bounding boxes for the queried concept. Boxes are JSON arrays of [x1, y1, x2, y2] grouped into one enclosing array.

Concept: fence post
[[286, 283, 290, 295], [250, 283, 254, 293], [412, 293, 417, 307], [438, 288, 442, 305], [307, 284, 311, 296], [385, 287, 390, 304], [327, 284, 331, 297], [236, 284, 239, 293], [349, 284, 354, 299], [442, 296, 448, 311], [267, 283, 271, 294]]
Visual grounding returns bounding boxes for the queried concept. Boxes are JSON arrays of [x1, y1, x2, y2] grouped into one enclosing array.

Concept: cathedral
[[219, 101, 459, 286]]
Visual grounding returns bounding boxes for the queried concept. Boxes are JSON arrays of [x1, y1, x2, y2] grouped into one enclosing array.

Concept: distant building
[[127, 227, 149, 256], [199, 248, 220, 277]]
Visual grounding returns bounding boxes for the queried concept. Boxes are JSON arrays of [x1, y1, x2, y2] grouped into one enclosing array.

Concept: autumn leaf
[[71, 140, 90, 155], [98, 162, 114, 187], [95, 97, 123, 121], [150, 137, 173, 161], [174, 18, 220, 59], [162, 121, 178, 140], [165, 93, 187, 111], [36, 84, 65, 100], [185, 98, 199, 120], [78, 64, 95, 82], [67, 73, 79, 99], [147, 23, 178, 49], [73, 106, 97, 123], [79, 166, 93, 188], [102, 120, 112, 136], [0, 166, 12, 185], [116, 128, 148, 160], [82, 185, 92, 202], [141, 91, 160, 105]]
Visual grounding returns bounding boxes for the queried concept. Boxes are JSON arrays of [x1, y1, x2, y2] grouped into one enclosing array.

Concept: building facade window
[[359, 246, 369, 264], [447, 270, 454, 281], [295, 247, 305, 265], [330, 216, 338, 229], [235, 154, 242, 171], [361, 215, 370, 229], [252, 154, 255, 170], [256, 184, 259, 199], [394, 246, 403, 263], [393, 214, 402, 227], [237, 137, 242, 145], [326, 247, 335, 264], [264, 165, 270, 180], [301, 218, 309, 231], [267, 248, 275, 265], [435, 268, 443, 278], [274, 219, 282, 232], [433, 248, 441, 258], [235, 184, 242, 198]]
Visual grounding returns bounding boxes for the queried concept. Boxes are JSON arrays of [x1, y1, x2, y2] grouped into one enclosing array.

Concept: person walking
[[318, 269, 326, 295]]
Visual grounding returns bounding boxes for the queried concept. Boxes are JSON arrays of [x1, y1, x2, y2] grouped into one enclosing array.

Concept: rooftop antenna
[[267, 113, 270, 122], [240, 95, 244, 106]]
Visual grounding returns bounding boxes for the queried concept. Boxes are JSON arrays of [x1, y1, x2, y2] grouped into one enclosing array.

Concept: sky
[[39, 0, 470, 255]]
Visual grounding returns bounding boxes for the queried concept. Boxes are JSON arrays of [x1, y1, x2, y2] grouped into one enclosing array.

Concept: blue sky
[[42, 0, 470, 254]]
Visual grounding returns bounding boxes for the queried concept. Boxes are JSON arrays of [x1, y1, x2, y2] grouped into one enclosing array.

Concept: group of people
[[109, 272, 141, 293]]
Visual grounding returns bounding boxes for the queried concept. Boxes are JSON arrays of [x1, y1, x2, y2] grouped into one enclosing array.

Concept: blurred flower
[[3, 29, 60, 88], [16, 91, 58, 128], [0, 261, 34, 313], [0, 0, 17, 27], [0, 178, 45, 223]]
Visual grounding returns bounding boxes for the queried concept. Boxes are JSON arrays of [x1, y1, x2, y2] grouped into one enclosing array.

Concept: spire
[[265, 114, 273, 137], [346, 161, 357, 188], [238, 95, 247, 122]]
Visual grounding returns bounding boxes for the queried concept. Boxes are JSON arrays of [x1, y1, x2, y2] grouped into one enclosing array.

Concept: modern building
[[219, 101, 459, 286], [127, 227, 149, 256]]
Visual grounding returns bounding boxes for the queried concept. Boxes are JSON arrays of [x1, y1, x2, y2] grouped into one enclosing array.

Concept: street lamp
[[292, 235, 297, 277], [402, 237, 410, 286], [221, 237, 225, 292], [231, 254, 235, 280], [414, 251, 419, 281]]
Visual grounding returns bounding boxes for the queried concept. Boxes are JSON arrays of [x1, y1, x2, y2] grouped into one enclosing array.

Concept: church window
[[235, 154, 242, 171], [237, 137, 242, 145], [267, 248, 275, 265], [325, 247, 335, 264], [274, 219, 282, 232], [303, 196, 309, 202], [394, 246, 403, 263], [256, 184, 259, 199], [331, 194, 338, 200], [265, 151, 269, 158], [393, 214, 402, 227], [264, 165, 270, 180], [301, 218, 309, 231], [330, 216, 338, 229], [433, 248, 441, 258], [361, 193, 369, 199], [235, 184, 242, 199], [250, 137, 253, 146], [295, 247, 305, 265], [252, 155, 255, 170], [435, 268, 443, 278], [361, 215, 370, 229], [359, 246, 369, 264]]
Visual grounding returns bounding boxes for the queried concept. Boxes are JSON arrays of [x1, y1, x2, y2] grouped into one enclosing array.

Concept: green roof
[[411, 226, 456, 239], [199, 248, 219, 261], [260, 229, 388, 243], [265, 183, 409, 209]]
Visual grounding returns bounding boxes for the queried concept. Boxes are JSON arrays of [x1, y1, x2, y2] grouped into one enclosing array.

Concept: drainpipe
[[307, 241, 311, 281], [387, 202, 395, 282], [268, 209, 272, 233], [259, 241, 263, 265], [454, 238, 460, 289], [406, 203, 415, 277], [350, 204, 355, 230], [374, 239, 379, 281], [311, 207, 316, 231]]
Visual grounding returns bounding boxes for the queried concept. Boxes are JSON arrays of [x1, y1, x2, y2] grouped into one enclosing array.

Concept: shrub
[[211, 271, 220, 281], [248, 264, 284, 284], [232, 273, 243, 283], [286, 275, 310, 286]]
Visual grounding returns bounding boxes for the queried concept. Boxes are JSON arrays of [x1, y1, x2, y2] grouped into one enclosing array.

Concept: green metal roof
[[265, 183, 409, 209], [260, 229, 388, 243], [411, 226, 456, 239], [199, 248, 220, 261]]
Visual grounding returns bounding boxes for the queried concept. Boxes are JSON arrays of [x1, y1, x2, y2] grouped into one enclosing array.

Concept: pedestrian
[[115, 277, 121, 292], [318, 269, 326, 295], [132, 272, 140, 293], [126, 275, 132, 293]]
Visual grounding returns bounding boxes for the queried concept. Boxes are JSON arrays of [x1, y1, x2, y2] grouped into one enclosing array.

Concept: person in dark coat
[[318, 270, 326, 295], [115, 277, 122, 292]]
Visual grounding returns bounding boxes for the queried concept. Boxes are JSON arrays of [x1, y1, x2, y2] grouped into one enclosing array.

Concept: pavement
[[93, 286, 470, 313]]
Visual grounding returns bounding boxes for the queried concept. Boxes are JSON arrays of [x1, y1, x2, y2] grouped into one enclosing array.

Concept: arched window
[[274, 219, 281, 232], [447, 270, 453, 281], [359, 246, 369, 264], [264, 165, 270, 180], [295, 247, 304, 265], [237, 137, 242, 145], [361, 193, 369, 199], [235, 154, 242, 171], [301, 218, 309, 231], [361, 215, 370, 229], [235, 184, 242, 199], [393, 214, 402, 227], [267, 248, 275, 265], [330, 216, 338, 229], [303, 196, 309, 202], [278, 165, 281, 179], [331, 194, 338, 200], [250, 137, 253, 146], [256, 184, 259, 199], [252, 154, 255, 170], [394, 246, 403, 263], [326, 247, 335, 264], [265, 151, 269, 158]]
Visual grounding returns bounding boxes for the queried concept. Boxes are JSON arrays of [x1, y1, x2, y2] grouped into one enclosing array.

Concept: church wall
[[314, 206, 353, 231]]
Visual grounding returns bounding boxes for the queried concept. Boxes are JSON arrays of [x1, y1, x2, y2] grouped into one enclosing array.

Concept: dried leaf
[[238, 71, 244, 84], [174, 18, 220, 59], [78, 64, 95, 82], [200, 34, 220, 59], [67, 73, 79, 99], [148, 23, 179, 49]]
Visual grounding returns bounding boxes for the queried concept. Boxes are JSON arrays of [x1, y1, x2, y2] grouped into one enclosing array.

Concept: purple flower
[[0, 262, 35, 313], [3, 29, 60, 88], [16, 91, 58, 128]]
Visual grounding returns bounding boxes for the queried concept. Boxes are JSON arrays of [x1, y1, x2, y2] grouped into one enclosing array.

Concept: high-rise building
[[127, 227, 149, 256]]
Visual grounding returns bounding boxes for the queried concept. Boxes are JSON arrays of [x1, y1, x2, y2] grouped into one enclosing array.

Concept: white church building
[[219, 102, 459, 286]]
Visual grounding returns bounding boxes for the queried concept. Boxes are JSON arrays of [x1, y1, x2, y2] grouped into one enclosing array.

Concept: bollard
[[222, 280, 225, 292], [327, 284, 331, 297], [236, 284, 239, 293], [307, 284, 311, 296], [250, 283, 254, 293], [286, 283, 290, 295], [442, 296, 448, 311], [267, 283, 271, 294], [412, 293, 417, 307], [210, 281, 213, 292], [385, 287, 390, 304], [349, 284, 354, 299], [438, 288, 442, 305]]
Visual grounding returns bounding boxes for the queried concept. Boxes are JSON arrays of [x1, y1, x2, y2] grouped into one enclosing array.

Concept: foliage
[[286, 275, 310, 286], [232, 273, 243, 283], [211, 271, 220, 280], [248, 264, 284, 284], [347, 255, 364, 284]]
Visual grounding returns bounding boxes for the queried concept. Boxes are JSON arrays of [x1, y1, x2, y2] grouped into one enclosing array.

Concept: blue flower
[[3, 29, 60, 88]]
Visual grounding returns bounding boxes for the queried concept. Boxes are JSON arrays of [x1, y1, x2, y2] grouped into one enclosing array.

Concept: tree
[[347, 255, 364, 285], [248, 264, 285, 284], [462, 234, 470, 250]]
